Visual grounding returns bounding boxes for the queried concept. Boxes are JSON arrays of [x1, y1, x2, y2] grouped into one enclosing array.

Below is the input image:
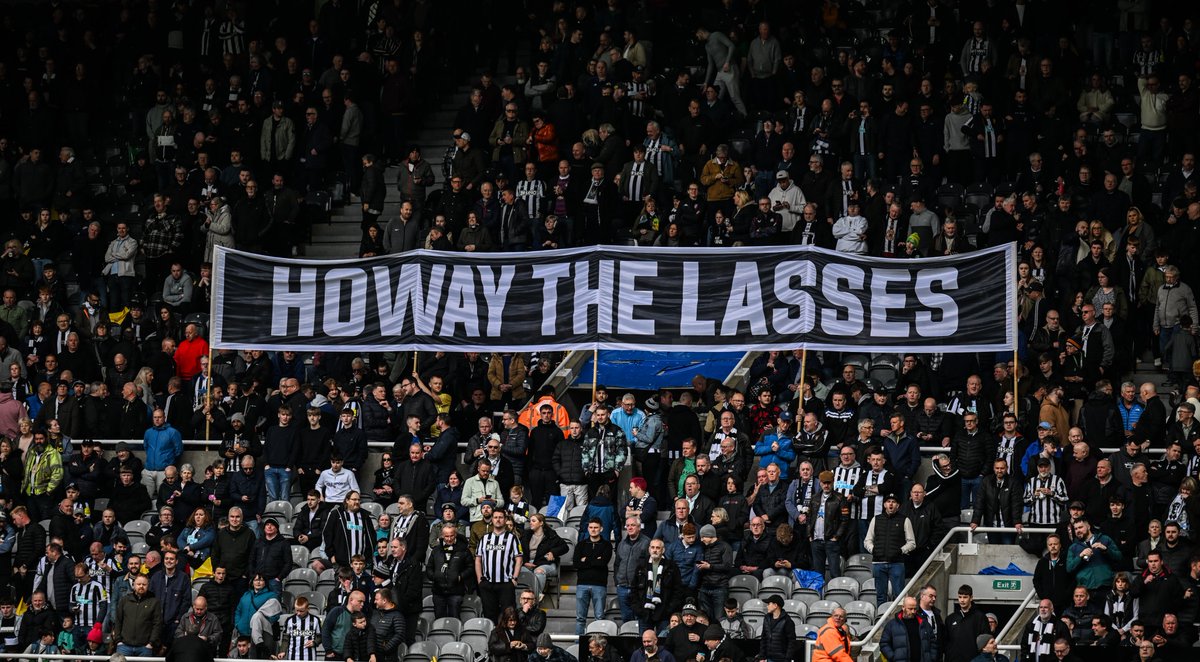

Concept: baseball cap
[[776, 170, 789, 180]]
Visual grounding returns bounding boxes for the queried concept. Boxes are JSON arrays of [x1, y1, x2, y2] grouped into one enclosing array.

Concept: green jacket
[[22, 444, 62, 495]]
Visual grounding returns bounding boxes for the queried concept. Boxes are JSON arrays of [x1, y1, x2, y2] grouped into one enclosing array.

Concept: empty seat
[[403, 641, 438, 662], [964, 183, 993, 209], [759, 575, 794, 601], [360, 501, 384, 520], [845, 600, 876, 618], [284, 568, 318, 592], [439, 642, 473, 662], [566, 645, 579, 660], [317, 568, 338, 590], [936, 183, 965, 212], [291, 545, 310, 567], [793, 587, 822, 604], [824, 577, 859, 601], [462, 617, 493, 660], [847, 553, 872, 569], [619, 621, 642, 635], [845, 567, 873, 586], [460, 594, 483, 621], [125, 520, 151, 535], [741, 598, 766, 633], [132, 542, 150, 555], [428, 617, 462, 649], [809, 600, 841, 620], [586, 620, 619, 636], [462, 617, 494, 635], [300, 591, 326, 613], [265, 500, 294, 520], [798, 624, 820, 639], [728, 575, 759, 606], [603, 598, 621, 621]]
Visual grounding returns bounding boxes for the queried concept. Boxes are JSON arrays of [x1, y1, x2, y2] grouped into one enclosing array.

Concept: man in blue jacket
[[883, 412, 921, 495], [881, 596, 939, 662], [754, 412, 797, 480], [142, 407, 182, 497]]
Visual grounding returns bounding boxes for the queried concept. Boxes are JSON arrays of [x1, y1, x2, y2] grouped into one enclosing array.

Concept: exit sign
[[993, 579, 1022, 591]]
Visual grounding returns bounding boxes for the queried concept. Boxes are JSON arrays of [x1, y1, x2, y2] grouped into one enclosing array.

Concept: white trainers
[[1154, 358, 1163, 368]]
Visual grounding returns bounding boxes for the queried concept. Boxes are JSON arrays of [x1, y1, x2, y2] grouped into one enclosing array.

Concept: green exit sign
[[993, 579, 1022, 591]]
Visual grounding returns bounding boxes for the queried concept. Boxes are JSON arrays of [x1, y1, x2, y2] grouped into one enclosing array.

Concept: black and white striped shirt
[[280, 613, 322, 660], [643, 138, 664, 175], [833, 464, 862, 519], [69, 580, 107, 628], [858, 469, 889, 521], [84, 557, 113, 593], [1023, 474, 1068, 525], [476, 530, 523, 583], [390, 513, 417, 541], [626, 162, 647, 201], [343, 509, 369, 559], [515, 179, 547, 219], [626, 82, 650, 117]]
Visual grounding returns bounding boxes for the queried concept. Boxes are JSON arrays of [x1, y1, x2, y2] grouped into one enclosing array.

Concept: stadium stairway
[[305, 85, 470, 259]]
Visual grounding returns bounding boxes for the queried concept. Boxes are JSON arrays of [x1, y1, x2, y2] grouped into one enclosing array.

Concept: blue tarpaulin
[[572, 351, 744, 390], [979, 563, 1032, 575]]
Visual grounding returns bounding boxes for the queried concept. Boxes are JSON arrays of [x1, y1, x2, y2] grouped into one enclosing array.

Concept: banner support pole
[[798, 348, 807, 409], [591, 348, 599, 403]]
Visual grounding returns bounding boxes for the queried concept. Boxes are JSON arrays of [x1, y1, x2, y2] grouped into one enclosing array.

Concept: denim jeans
[[576, 584, 606, 634], [872, 562, 906, 606], [811, 539, 842, 579], [960, 476, 982, 511], [117, 644, 153, 657], [616, 585, 638, 623], [265, 466, 291, 501], [433, 594, 463, 619], [698, 586, 728, 621]]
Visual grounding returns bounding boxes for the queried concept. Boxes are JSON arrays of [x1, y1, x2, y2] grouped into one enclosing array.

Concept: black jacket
[[551, 436, 586, 485], [631, 557, 681, 623], [521, 526, 569, 568], [971, 474, 1022, 527], [760, 611, 797, 661], [426, 537, 473, 595], [1034, 554, 1072, 613], [211, 524, 256, 579], [250, 533, 291, 582]]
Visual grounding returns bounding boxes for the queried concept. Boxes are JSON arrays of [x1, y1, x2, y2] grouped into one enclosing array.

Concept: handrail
[[849, 526, 1054, 652], [996, 588, 1039, 642], [918, 445, 1165, 456]]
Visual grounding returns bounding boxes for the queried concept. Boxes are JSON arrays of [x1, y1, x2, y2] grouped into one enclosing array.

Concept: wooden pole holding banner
[[591, 348, 599, 403], [798, 349, 807, 407], [413, 351, 419, 376]]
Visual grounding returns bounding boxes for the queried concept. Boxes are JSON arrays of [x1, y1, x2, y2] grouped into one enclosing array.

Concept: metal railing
[[843, 525, 1054, 661]]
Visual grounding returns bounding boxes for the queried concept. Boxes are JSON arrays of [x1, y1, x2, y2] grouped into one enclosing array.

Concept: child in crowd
[[343, 611, 373, 662], [56, 616, 74, 654], [24, 630, 59, 659]]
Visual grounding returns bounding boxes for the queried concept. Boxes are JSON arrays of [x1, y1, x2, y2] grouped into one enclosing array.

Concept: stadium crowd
[[0, 1, 1198, 662]]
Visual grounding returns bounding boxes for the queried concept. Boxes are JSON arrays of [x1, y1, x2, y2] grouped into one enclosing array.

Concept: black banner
[[211, 244, 1016, 352]]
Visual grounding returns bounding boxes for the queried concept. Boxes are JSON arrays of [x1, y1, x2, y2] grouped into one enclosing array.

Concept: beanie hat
[[977, 634, 993, 651]]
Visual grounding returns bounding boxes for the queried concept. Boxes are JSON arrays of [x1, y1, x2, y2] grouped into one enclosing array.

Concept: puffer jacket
[[1154, 282, 1200, 331], [881, 613, 939, 662], [369, 607, 406, 659], [580, 423, 628, 476], [552, 436, 586, 485], [698, 539, 733, 588]]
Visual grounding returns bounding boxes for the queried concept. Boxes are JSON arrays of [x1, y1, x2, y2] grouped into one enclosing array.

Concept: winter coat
[[113, 590, 163, 648], [880, 613, 939, 662], [204, 204, 235, 262]]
